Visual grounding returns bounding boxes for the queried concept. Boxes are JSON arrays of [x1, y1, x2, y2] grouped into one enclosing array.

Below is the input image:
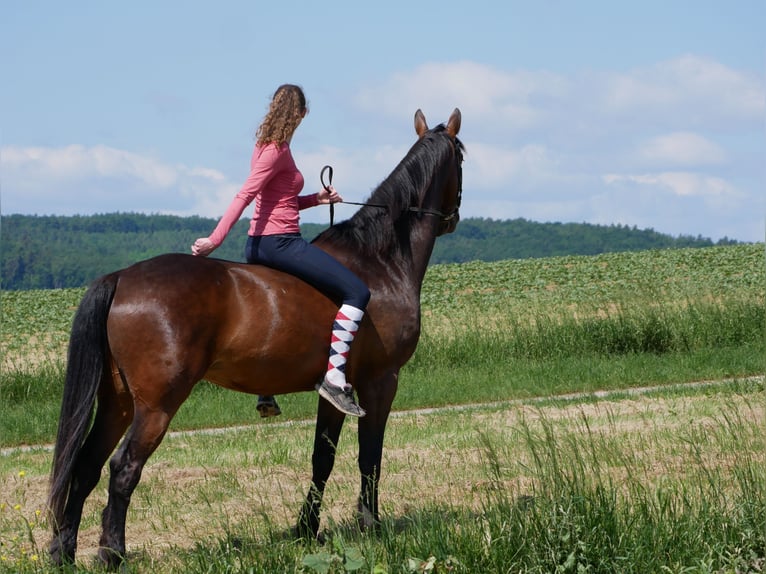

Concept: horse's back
[[104, 253, 334, 395]]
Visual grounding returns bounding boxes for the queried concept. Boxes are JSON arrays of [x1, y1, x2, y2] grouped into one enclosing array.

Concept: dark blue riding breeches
[[245, 234, 370, 310]]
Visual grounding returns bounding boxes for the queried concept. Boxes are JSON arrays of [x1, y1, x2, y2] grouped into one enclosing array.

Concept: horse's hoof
[[256, 396, 282, 418], [49, 539, 75, 567], [97, 546, 126, 571], [49, 549, 75, 568], [356, 501, 379, 531], [291, 524, 325, 545]]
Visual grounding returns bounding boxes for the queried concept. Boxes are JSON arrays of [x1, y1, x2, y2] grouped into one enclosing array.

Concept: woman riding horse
[[192, 84, 369, 418], [48, 104, 463, 568]]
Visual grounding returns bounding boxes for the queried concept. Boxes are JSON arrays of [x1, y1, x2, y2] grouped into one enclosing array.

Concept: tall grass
[[412, 296, 764, 367], [175, 394, 765, 574], [1, 293, 763, 448], [485, 400, 766, 572], [1, 245, 764, 571], [1, 383, 763, 572], [0, 366, 64, 446]]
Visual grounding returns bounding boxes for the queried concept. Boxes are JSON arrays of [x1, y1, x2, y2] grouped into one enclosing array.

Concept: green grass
[[1, 244, 764, 572], [1, 381, 763, 573], [1, 245, 764, 448], [421, 243, 765, 309], [0, 341, 762, 449], [3, 244, 763, 365]]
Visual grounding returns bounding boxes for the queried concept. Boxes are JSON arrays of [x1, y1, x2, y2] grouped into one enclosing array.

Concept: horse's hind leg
[[50, 378, 133, 565], [97, 403, 178, 567]]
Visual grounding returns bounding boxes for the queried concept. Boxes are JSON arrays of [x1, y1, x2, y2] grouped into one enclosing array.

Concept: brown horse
[[48, 108, 463, 567]]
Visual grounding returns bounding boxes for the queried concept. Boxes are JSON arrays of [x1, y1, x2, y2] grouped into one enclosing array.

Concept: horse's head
[[414, 108, 464, 236], [316, 108, 464, 259]]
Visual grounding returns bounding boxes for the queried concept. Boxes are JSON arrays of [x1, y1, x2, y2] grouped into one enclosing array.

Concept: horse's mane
[[315, 124, 463, 258]]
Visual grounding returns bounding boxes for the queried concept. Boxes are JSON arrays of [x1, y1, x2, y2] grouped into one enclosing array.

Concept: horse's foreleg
[[97, 407, 171, 568], [50, 383, 132, 566], [296, 400, 346, 539], [356, 372, 398, 531]]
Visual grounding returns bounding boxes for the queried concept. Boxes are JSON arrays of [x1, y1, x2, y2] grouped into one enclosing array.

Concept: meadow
[[0, 244, 764, 572]]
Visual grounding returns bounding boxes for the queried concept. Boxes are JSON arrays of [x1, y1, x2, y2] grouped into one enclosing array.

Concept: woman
[[191, 84, 370, 418]]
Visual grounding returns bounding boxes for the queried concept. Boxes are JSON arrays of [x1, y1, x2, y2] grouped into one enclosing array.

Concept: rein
[[322, 165, 388, 227], [320, 143, 462, 228]]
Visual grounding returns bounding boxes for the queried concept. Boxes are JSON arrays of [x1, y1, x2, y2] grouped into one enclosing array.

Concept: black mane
[[315, 124, 463, 259]]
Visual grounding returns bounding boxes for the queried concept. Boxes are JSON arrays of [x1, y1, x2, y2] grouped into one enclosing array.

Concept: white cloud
[[1, 144, 233, 216], [466, 142, 561, 191], [602, 172, 738, 198], [4, 145, 179, 187], [2, 55, 764, 242], [354, 55, 764, 145], [354, 60, 567, 134], [637, 132, 727, 167], [600, 55, 765, 129]]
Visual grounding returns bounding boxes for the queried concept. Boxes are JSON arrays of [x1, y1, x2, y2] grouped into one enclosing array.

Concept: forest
[[0, 213, 738, 290]]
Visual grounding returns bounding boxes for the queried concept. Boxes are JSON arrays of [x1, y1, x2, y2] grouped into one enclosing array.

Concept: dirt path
[[4, 376, 761, 457]]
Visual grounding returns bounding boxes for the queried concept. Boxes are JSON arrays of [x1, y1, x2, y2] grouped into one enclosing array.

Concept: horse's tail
[[48, 273, 118, 525]]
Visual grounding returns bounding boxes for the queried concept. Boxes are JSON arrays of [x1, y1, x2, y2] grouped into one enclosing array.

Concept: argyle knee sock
[[324, 304, 364, 389]]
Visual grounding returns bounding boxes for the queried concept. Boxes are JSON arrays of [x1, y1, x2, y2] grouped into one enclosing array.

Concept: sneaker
[[317, 381, 366, 417], [256, 395, 282, 418]]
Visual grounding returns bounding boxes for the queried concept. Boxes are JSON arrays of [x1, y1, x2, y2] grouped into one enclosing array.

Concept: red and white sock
[[324, 304, 365, 389]]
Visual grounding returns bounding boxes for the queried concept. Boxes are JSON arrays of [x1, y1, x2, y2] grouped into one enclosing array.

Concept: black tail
[[48, 274, 118, 525]]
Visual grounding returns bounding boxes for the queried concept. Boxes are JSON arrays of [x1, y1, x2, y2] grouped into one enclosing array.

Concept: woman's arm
[[192, 145, 281, 255]]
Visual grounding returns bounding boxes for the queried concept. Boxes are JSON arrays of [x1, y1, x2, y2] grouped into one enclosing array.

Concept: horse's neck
[[321, 151, 448, 289], [407, 220, 439, 289], [386, 166, 446, 290]]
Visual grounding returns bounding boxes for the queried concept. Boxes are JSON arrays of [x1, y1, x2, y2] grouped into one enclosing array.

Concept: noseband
[[322, 135, 463, 227]]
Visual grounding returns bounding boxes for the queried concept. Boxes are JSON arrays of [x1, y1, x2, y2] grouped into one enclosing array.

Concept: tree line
[[0, 213, 738, 291]]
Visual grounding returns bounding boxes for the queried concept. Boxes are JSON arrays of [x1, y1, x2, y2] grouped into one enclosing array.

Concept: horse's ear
[[414, 109, 428, 138], [446, 108, 461, 138]]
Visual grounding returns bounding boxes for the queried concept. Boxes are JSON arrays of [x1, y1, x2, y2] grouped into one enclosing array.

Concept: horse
[[47, 108, 464, 567]]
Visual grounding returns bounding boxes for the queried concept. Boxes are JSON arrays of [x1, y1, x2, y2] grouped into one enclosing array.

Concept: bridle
[[322, 135, 463, 228], [434, 138, 464, 229]]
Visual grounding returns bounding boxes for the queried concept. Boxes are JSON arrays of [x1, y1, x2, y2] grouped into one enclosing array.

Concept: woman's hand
[[191, 237, 216, 257], [317, 185, 343, 205]]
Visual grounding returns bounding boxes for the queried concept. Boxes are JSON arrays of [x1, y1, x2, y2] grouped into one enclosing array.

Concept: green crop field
[[1, 244, 764, 446], [0, 244, 764, 573], [3, 244, 763, 372]]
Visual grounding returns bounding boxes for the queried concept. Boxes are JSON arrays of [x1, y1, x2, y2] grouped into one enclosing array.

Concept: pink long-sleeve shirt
[[208, 142, 319, 246]]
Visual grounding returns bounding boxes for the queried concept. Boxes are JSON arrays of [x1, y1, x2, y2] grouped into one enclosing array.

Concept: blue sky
[[2, 1, 764, 242]]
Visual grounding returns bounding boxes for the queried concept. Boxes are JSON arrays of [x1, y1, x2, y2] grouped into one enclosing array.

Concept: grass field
[[0, 244, 764, 572], [1, 244, 763, 447], [1, 379, 763, 573]]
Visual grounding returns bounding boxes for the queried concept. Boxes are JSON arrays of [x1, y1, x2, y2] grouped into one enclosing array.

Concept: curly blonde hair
[[256, 84, 308, 146]]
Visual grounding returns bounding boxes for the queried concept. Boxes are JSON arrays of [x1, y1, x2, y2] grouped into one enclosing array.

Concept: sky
[[2, 1, 764, 242]]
